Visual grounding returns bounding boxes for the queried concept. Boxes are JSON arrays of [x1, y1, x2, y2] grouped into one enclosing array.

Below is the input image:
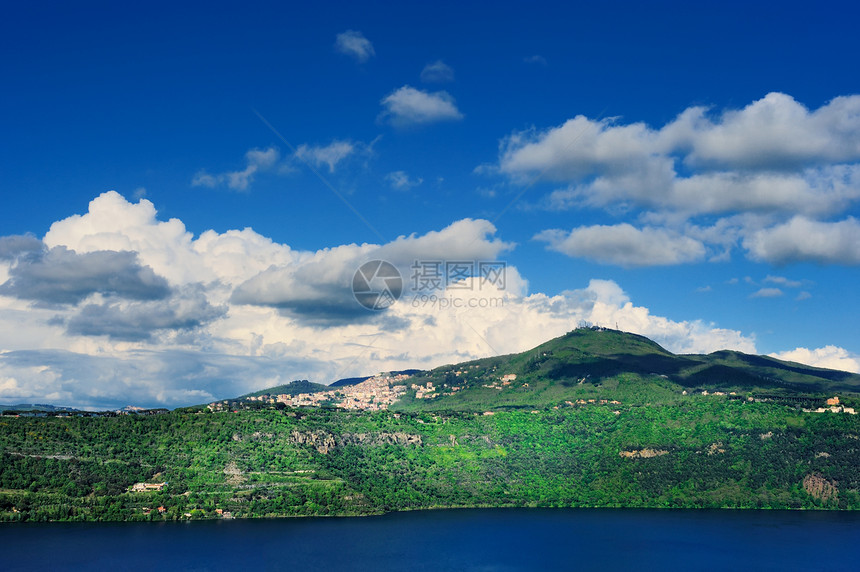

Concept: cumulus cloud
[[294, 140, 356, 173], [500, 115, 662, 182], [502, 93, 860, 180], [66, 286, 226, 341], [0, 234, 43, 260], [402, 278, 758, 358], [743, 216, 860, 264], [192, 147, 280, 191], [764, 275, 803, 288], [511, 126, 860, 218], [380, 85, 463, 127], [231, 218, 515, 325], [750, 287, 783, 298], [386, 170, 423, 190], [335, 30, 375, 63], [420, 60, 454, 83], [673, 93, 860, 170], [497, 92, 860, 267], [535, 224, 706, 267], [540, 165, 860, 221], [43, 191, 297, 286], [0, 246, 170, 305], [230, 243, 378, 326], [770, 346, 860, 374]]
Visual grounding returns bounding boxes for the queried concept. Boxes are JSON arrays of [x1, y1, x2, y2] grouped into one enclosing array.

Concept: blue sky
[[2, 1, 860, 408]]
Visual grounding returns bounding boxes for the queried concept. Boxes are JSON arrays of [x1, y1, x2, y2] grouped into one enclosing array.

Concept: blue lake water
[[3, 508, 860, 571]]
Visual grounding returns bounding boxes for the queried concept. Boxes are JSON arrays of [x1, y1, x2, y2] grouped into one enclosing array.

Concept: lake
[[3, 508, 859, 571]]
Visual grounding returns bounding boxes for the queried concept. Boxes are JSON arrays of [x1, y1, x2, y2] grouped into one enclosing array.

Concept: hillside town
[[208, 373, 411, 412], [325, 373, 410, 411]]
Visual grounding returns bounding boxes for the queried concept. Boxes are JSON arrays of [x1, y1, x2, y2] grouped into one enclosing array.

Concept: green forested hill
[[393, 328, 860, 412], [2, 328, 860, 522]]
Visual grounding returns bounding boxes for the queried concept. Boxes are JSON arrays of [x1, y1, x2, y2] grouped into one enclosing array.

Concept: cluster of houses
[[130, 482, 167, 492], [803, 396, 857, 414], [411, 373, 524, 399], [412, 380, 470, 398], [569, 398, 621, 406], [685, 391, 857, 414], [326, 374, 410, 411], [411, 381, 436, 399], [210, 373, 413, 413], [482, 373, 518, 390]]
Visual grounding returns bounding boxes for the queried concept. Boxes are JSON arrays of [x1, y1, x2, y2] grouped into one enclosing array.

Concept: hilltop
[[226, 328, 860, 413], [395, 328, 860, 411]]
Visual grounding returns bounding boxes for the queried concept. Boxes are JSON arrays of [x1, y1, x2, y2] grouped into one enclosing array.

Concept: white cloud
[[420, 60, 454, 83], [497, 92, 860, 267], [231, 218, 518, 325], [43, 191, 297, 286], [65, 286, 226, 342], [535, 224, 706, 267], [770, 346, 860, 374], [192, 147, 280, 191], [673, 93, 860, 170], [530, 149, 860, 218], [553, 279, 756, 355], [294, 140, 356, 173], [743, 216, 860, 264], [750, 287, 783, 298], [764, 275, 803, 288], [386, 170, 423, 190], [502, 93, 860, 179], [376, 278, 756, 371], [0, 246, 170, 305], [500, 115, 662, 183], [334, 30, 375, 63], [380, 85, 463, 127]]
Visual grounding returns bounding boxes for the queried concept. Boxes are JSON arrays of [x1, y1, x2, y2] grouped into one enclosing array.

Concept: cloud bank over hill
[[6, 192, 843, 410]]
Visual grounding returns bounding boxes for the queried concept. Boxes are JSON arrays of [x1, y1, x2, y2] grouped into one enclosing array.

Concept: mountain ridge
[[230, 328, 860, 412]]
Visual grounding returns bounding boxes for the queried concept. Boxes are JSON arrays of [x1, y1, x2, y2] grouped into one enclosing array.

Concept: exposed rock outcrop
[[290, 430, 338, 454], [707, 442, 726, 455], [290, 430, 422, 454], [803, 473, 838, 501], [223, 461, 244, 485], [619, 448, 668, 458]]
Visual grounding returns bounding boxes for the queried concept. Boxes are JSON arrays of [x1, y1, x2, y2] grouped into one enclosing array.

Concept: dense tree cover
[[2, 392, 860, 522]]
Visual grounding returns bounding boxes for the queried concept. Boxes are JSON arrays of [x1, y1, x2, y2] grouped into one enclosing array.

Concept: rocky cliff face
[[803, 473, 839, 501], [290, 430, 422, 454]]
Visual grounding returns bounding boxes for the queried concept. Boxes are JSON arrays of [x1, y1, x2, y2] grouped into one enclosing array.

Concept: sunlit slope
[[394, 328, 860, 411]]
